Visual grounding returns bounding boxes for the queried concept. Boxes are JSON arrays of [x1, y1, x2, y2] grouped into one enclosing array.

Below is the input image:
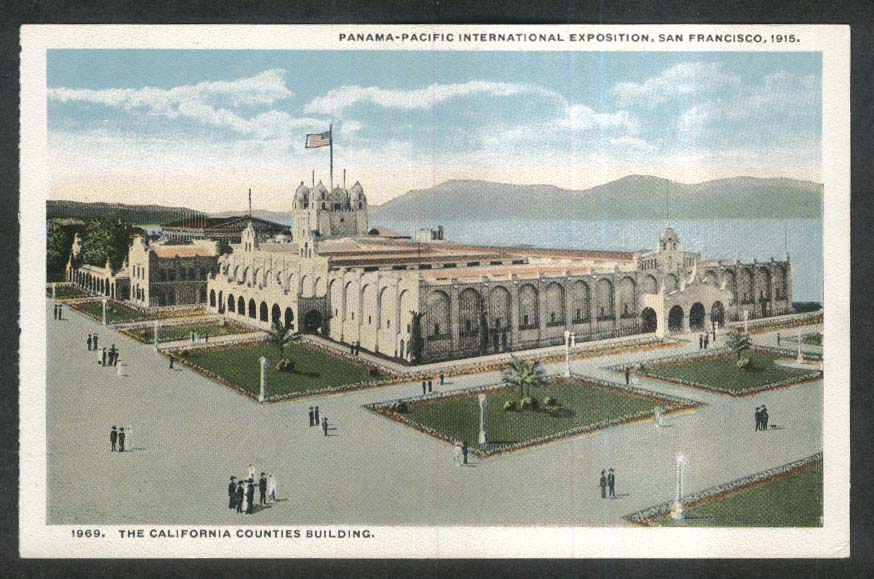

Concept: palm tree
[[726, 328, 751, 360], [501, 357, 546, 400], [269, 319, 296, 357]]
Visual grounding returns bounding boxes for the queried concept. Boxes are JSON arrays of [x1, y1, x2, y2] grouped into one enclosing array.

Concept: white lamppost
[[564, 330, 573, 378], [101, 298, 108, 326], [51, 282, 57, 299], [797, 329, 803, 363], [672, 454, 686, 520], [743, 310, 749, 333], [478, 393, 489, 447], [259, 356, 269, 403], [153, 320, 160, 352]]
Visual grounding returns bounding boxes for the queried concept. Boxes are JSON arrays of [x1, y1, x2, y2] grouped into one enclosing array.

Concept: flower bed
[[46, 284, 90, 300], [69, 299, 207, 324], [624, 453, 823, 527], [171, 340, 403, 403], [627, 346, 822, 396], [121, 319, 253, 344], [365, 376, 702, 458], [732, 312, 823, 335]]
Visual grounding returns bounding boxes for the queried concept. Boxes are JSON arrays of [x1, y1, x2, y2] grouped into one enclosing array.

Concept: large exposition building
[[206, 178, 794, 364]]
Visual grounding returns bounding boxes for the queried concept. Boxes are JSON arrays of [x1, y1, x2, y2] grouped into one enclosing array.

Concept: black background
[[0, 1, 871, 577]]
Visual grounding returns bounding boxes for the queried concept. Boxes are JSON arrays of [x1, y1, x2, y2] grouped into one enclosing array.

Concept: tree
[[46, 221, 78, 281], [479, 309, 490, 353], [409, 311, 425, 364], [501, 357, 546, 400], [726, 329, 751, 360], [81, 219, 141, 271], [268, 319, 296, 356]]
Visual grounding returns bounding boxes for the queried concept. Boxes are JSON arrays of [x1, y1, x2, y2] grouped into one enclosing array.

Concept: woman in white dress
[[267, 474, 276, 501], [247, 464, 256, 482], [240, 479, 249, 513], [454, 443, 462, 467]]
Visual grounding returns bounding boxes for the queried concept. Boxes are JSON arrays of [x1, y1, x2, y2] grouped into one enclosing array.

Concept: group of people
[[88, 333, 123, 374], [308, 406, 331, 436], [599, 469, 617, 498], [755, 405, 770, 431], [109, 426, 127, 452], [421, 372, 446, 395], [348, 341, 362, 356], [52, 303, 64, 320], [698, 333, 712, 350], [228, 466, 277, 515]]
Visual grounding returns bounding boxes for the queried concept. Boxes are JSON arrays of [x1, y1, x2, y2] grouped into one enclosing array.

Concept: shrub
[[393, 401, 408, 413], [520, 396, 538, 410], [503, 400, 517, 412], [275, 357, 295, 372], [544, 396, 558, 407], [369, 367, 382, 378], [736, 357, 751, 371]]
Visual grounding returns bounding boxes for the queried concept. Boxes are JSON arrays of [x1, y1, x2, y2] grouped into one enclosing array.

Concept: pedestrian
[[712, 327, 716, 343], [169, 355, 174, 369], [110, 426, 117, 452], [703, 334, 709, 349], [308, 407, 315, 427], [777, 332, 781, 346], [454, 443, 462, 467], [116, 357, 123, 377], [624, 368, 630, 385], [118, 428, 126, 452], [761, 406, 769, 430], [313, 406, 320, 425], [101, 347, 107, 367], [87, 334, 93, 351], [236, 481, 245, 514], [422, 380, 427, 395], [259, 473, 268, 505], [58, 304, 63, 320], [428, 379, 433, 393], [267, 473, 277, 502], [110, 345, 117, 365], [205, 334, 209, 344], [53, 304, 58, 320], [228, 476, 237, 509], [699, 334, 703, 349], [93, 334, 98, 350], [608, 469, 616, 498], [439, 371, 445, 386], [97, 347, 103, 366], [322, 417, 329, 436], [600, 470, 607, 499], [461, 441, 469, 465], [755, 406, 762, 431], [246, 480, 255, 515], [349, 343, 354, 355]]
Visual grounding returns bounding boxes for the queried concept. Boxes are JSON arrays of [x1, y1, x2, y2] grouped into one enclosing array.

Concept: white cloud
[[559, 104, 639, 133], [304, 80, 560, 115], [48, 69, 327, 139], [611, 62, 741, 107], [608, 136, 655, 153]]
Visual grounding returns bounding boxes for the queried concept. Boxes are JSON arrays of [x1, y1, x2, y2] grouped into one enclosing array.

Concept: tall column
[[509, 277, 520, 348], [51, 283, 56, 299], [478, 393, 489, 447], [537, 277, 547, 342], [102, 298, 108, 326], [259, 356, 269, 402], [672, 455, 686, 520], [449, 280, 461, 358], [564, 331, 572, 378], [154, 320, 160, 352]]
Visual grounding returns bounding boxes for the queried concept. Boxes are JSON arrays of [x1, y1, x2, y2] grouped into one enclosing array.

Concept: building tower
[[292, 178, 369, 243]]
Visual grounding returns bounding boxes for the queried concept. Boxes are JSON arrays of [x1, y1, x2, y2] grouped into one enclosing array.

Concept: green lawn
[[178, 342, 377, 397], [656, 463, 822, 527], [48, 285, 89, 299], [396, 381, 677, 454], [803, 333, 823, 346], [71, 300, 203, 323], [640, 350, 812, 395], [125, 320, 252, 343]]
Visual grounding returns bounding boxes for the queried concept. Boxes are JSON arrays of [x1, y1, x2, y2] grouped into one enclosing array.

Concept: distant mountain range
[[47, 200, 205, 225], [209, 210, 294, 226], [372, 176, 823, 223]]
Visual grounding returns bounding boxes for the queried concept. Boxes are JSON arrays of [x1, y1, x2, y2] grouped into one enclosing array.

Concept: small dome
[[294, 182, 310, 206], [313, 181, 328, 199]]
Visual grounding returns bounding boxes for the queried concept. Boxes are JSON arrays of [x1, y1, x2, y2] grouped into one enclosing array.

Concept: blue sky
[[47, 50, 821, 212]]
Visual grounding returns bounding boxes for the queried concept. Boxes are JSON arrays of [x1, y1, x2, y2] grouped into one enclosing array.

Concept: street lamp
[[564, 330, 574, 378], [672, 454, 686, 520]]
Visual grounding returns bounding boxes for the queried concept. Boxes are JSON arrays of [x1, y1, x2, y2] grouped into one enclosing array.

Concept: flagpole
[[329, 123, 334, 191]]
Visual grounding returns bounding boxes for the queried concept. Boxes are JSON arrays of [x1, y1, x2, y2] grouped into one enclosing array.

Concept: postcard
[[20, 24, 849, 558]]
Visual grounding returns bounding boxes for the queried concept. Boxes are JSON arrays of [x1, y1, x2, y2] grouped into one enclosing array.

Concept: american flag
[[305, 130, 332, 148]]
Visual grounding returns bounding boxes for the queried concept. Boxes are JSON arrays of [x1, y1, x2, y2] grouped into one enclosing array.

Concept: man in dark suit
[[118, 428, 126, 452], [624, 368, 630, 385], [322, 417, 329, 436], [755, 406, 762, 431], [228, 477, 237, 509], [422, 380, 427, 395], [259, 473, 268, 506], [308, 407, 315, 427], [439, 371, 445, 386], [608, 469, 616, 498], [246, 480, 255, 514], [313, 406, 319, 425], [235, 482, 244, 513], [461, 441, 468, 465], [600, 470, 607, 498], [93, 334, 98, 350], [110, 426, 118, 452], [699, 334, 703, 349], [761, 406, 769, 430], [87, 334, 93, 351]]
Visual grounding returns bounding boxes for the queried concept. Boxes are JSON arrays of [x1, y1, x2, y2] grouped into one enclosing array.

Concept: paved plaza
[[47, 301, 823, 526]]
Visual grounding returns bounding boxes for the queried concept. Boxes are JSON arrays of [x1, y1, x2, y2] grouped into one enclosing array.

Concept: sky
[[47, 50, 821, 212]]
